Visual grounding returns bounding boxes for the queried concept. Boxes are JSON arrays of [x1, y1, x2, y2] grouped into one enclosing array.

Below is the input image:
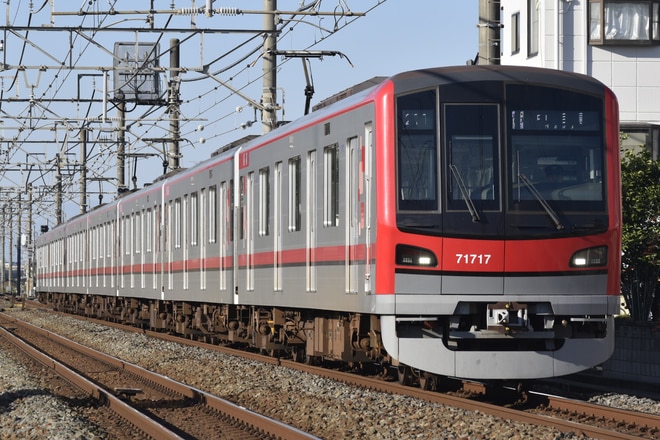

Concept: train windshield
[[507, 84, 605, 215], [397, 89, 438, 211], [395, 82, 607, 237], [509, 86, 604, 209]]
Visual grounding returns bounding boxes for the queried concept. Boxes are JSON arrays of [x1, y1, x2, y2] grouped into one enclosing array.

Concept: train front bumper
[[380, 314, 615, 380]]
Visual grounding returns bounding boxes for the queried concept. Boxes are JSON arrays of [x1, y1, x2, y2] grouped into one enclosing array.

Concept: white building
[[496, 0, 660, 155]]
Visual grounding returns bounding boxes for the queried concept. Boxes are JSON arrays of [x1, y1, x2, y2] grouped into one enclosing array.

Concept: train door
[[442, 103, 505, 280], [246, 172, 254, 291], [218, 181, 229, 295], [152, 205, 161, 294], [347, 136, 360, 294], [274, 161, 283, 292], [232, 148, 241, 304], [111, 220, 117, 290], [138, 210, 144, 290], [364, 123, 374, 294], [183, 195, 189, 291], [200, 189, 207, 291], [306, 150, 317, 292]]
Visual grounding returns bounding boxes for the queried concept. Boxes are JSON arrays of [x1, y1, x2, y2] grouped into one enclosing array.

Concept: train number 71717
[[455, 254, 492, 264]]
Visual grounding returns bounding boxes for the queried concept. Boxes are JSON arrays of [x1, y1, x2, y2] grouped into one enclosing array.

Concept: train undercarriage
[[38, 292, 389, 371]]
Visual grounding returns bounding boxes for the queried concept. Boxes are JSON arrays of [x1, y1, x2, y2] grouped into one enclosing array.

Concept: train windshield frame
[[395, 81, 608, 237]]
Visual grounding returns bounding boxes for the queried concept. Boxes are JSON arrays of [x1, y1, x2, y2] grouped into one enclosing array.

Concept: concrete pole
[[80, 128, 87, 213], [262, 0, 277, 133], [169, 38, 181, 171], [117, 92, 127, 193]]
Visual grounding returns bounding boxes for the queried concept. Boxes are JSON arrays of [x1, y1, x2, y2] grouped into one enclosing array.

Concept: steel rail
[[0, 311, 319, 440], [0, 321, 185, 440]]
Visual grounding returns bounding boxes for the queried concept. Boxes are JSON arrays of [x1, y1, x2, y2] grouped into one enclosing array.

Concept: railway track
[[4, 302, 660, 439], [288, 363, 660, 440], [0, 310, 317, 440]]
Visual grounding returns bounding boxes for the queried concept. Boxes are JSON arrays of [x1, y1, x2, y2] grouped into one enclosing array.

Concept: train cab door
[[347, 136, 360, 294], [363, 124, 374, 294], [442, 103, 505, 281]]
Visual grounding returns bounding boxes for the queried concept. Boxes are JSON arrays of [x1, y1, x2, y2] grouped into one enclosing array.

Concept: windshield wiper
[[449, 165, 480, 223], [518, 173, 564, 230]]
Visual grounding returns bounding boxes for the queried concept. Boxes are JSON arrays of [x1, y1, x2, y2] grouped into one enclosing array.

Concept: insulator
[[177, 6, 240, 16], [214, 7, 241, 16], [178, 7, 202, 15]]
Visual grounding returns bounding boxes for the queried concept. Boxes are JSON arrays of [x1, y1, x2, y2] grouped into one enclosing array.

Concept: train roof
[[390, 65, 607, 96], [312, 76, 387, 111]]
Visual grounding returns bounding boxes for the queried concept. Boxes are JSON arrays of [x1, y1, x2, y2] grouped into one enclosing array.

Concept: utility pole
[[478, 0, 501, 65], [117, 91, 127, 193], [27, 185, 34, 296], [1, 205, 4, 294], [16, 192, 21, 298], [169, 38, 181, 171], [8, 205, 13, 294], [55, 154, 63, 225], [262, 0, 278, 133], [80, 129, 87, 214]]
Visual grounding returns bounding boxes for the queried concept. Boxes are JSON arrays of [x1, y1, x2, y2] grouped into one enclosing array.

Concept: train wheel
[[397, 365, 413, 386], [419, 372, 438, 391], [292, 347, 306, 363]]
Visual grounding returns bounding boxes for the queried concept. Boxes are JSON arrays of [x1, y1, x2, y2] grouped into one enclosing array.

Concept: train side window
[[239, 177, 245, 240], [259, 168, 270, 236], [288, 156, 302, 232], [323, 144, 340, 226], [91, 227, 96, 262], [209, 185, 217, 243], [146, 208, 152, 253], [229, 180, 234, 242], [183, 195, 189, 250], [246, 172, 254, 243], [174, 198, 182, 248], [124, 216, 131, 255], [135, 211, 142, 255], [191, 192, 199, 246]]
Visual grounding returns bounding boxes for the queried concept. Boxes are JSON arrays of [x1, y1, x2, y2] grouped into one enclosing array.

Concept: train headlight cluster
[[570, 246, 607, 268], [396, 245, 438, 267]]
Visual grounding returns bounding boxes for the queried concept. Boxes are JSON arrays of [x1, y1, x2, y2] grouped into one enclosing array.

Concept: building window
[[589, 1, 660, 44], [528, 0, 539, 56], [512, 12, 521, 55]]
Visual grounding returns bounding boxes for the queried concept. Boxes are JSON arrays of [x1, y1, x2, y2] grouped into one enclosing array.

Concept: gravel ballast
[[2, 305, 659, 439]]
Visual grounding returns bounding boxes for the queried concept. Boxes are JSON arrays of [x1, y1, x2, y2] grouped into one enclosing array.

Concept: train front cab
[[377, 67, 621, 380]]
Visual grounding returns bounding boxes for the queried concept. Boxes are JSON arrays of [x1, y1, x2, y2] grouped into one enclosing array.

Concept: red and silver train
[[35, 65, 621, 381]]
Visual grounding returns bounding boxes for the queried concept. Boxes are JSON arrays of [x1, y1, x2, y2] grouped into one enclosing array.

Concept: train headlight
[[396, 245, 438, 267], [570, 246, 607, 268]]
